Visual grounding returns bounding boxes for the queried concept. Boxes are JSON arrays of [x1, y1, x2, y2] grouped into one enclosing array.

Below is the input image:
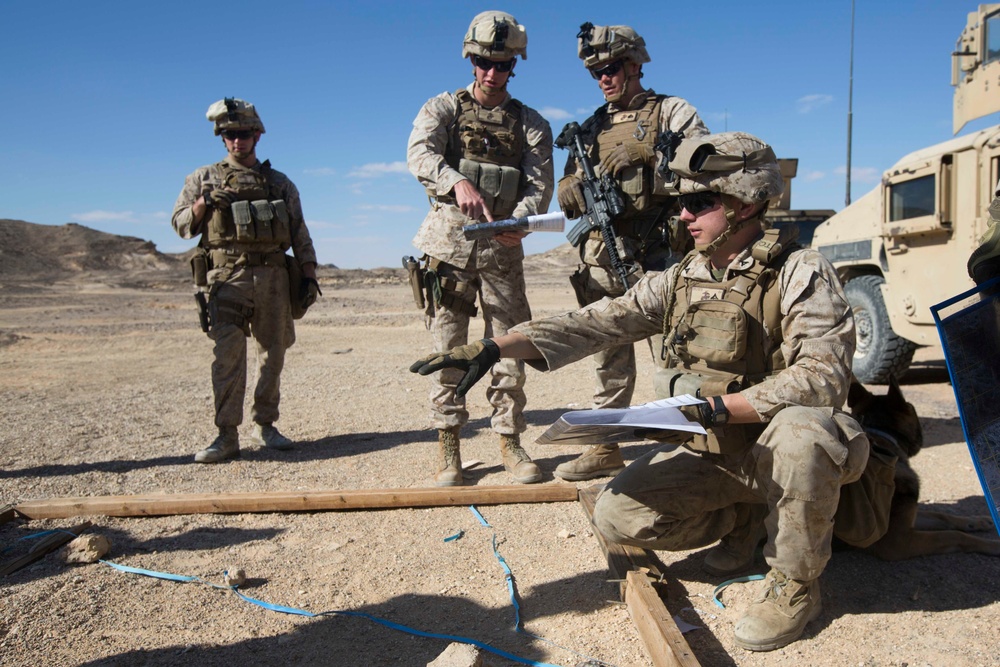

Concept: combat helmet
[[206, 98, 265, 136], [462, 11, 528, 61], [667, 132, 784, 253], [577, 23, 650, 69]]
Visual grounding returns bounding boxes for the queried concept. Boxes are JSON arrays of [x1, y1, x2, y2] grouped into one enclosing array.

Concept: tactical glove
[[600, 143, 655, 177], [203, 187, 237, 209], [301, 277, 322, 310], [409, 339, 501, 398], [557, 174, 587, 219]]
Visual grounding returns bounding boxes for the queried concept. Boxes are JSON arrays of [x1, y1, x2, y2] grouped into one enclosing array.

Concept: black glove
[[203, 187, 237, 209], [301, 277, 322, 310], [678, 396, 727, 429], [409, 339, 501, 398]]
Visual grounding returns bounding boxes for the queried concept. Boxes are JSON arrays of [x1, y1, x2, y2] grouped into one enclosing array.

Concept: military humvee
[[811, 3, 1000, 383]]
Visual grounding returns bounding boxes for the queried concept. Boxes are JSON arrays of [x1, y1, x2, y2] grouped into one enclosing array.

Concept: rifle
[[462, 212, 566, 240], [654, 130, 685, 185], [555, 121, 632, 290]]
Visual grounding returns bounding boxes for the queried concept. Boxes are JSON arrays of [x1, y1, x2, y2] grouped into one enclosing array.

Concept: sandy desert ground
[[1, 233, 999, 666]]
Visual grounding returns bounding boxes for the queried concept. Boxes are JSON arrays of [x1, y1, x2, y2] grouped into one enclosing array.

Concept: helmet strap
[[697, 199, 768, 257]]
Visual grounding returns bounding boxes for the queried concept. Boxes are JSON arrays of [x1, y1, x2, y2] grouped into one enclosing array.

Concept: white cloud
[[358, 204, 415, 213], [574, 107, 592, 116], [71, 210, 138, 223], [304, 167, 337, 176], [804, 171, 826, 182], [348, 161, 408, 178], [540, 107, 572, 121], [796, 94, 834, 114]]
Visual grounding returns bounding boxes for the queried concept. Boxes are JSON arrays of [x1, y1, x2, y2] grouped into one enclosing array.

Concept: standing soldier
[[407, 11, 554, 486], [554, 23, 709, 481], [172, 98, 320, 463]]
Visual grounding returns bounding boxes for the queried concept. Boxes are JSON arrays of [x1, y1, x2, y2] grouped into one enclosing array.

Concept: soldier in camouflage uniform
[[411, 132, 871, 652], [407, 11, 554, 486], [554, 23, 709, 481], [172, 98, 319, 463]]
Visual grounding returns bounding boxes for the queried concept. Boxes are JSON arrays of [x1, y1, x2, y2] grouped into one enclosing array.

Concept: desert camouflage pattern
[[171, 157, 317, 266], [172, 157, 316, 429], [565, 89, 708, 407], [462, 10, 528, 61], [513, 243, 864, 579], [578, 24, 650, 67], [671, 132, 784, 205], [426, 248, 531, 433], [408, 84, 552, 434], [409, 84, 554, 267], [205, 98, 265, 136]]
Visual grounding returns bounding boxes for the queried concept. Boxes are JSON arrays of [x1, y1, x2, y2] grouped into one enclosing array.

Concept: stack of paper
[[535, 395, 708, 446]]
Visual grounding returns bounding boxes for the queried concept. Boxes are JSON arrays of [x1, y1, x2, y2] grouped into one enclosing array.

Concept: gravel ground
[[1, 260, 998, 667]]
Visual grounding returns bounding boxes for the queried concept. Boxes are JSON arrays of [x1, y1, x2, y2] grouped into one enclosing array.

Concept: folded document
[[536, 395, 708, 446]]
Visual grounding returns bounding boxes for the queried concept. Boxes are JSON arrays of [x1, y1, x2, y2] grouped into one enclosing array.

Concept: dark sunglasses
[[678, 192, 722, 215], [589, 59, 624, 80], [222, 129, 255, 140], [472, 55, 515, 72]]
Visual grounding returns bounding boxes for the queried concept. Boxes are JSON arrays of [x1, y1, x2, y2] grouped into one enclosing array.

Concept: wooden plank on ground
[[579, 484, 701, 667], [626, 570, 701, 667], [1, 521, 92, 577], [14, 484, 580, 520], [0, 504, 17, 525], [578, 484, 665, 598]]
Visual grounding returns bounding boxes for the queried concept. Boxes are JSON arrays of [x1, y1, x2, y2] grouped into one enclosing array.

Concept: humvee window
[[987, 12, 1000, 64], [889, 174, 935, 221]]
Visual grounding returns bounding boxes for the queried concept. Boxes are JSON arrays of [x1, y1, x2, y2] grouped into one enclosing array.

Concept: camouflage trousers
[[593, 406, 869, 581], [208, 264, 294, 428], [572, 255, 670, 411], [426, 243, 531, 434]]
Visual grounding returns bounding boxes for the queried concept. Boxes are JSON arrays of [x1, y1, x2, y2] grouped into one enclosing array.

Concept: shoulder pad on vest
[[751, 226, 801, 265]]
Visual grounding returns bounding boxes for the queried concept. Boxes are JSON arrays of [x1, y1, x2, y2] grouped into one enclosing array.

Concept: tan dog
[[847, 376, 1000, 560]]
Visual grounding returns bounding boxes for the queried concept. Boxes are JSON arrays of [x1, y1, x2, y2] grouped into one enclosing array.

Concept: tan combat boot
[[499, 434, 542, 484], [553, 444, 625, 481], [703, 503, 767, 576], [194, 426, 240, 464], [435, 427, 463, 487], [248, 422, 294, 451], [733, 569, 822, 651]]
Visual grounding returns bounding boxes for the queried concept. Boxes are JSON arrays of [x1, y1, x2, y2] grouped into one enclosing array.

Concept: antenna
[[845, 0, 855, 207]]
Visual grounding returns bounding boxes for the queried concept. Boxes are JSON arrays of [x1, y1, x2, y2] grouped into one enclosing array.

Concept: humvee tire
[[844, 275, 916, 384]]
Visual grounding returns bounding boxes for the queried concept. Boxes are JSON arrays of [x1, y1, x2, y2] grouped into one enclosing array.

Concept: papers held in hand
[[535, 395, 708, 446]]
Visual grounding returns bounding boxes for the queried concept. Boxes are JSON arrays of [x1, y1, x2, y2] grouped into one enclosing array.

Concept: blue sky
[[2, 1, 997, 269]]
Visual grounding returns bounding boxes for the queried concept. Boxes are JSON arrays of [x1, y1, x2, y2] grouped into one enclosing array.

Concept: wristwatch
[[709, 395, 729, 426]]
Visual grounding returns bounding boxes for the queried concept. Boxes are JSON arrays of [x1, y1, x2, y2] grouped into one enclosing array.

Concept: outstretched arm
[[409, 333, 542, 398]]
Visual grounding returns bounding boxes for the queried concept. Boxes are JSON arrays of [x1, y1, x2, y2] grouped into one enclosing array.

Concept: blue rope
[[712, 573, 765, 609]]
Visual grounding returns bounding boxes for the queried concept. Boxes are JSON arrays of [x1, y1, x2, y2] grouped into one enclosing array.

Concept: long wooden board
[[579, 484, 701, 667], [14, 484, 580, 520]]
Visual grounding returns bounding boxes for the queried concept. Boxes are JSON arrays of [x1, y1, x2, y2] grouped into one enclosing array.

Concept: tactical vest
[[656, 227, 800, 454], [441, 89, 525, 219], [586, 94, 673, 222], [204, 160, 292, 253]]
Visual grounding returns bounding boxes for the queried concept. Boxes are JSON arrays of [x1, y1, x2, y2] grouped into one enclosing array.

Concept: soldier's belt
[[210, 248, 286, 268]]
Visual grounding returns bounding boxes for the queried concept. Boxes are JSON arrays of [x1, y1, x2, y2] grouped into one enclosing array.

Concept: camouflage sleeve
[[511, 106, 555, 218], [741, 249, 856, 420], [658, 96, 709, 138], [171, 166, 213, 240], [406, 92, 465, 198], [277, 177, 317, 266], [512, 269, 671, 371]]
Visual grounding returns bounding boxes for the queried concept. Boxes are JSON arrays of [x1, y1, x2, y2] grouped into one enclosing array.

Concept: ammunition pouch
[[227, 199, 291, 247], [423, 259, 478, 318], [190, 247, 208, 287], [457, 159, 522, 219]]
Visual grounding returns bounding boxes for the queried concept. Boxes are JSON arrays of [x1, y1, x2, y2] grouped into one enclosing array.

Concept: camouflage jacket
[[512, 243, 856, 421], [171, 156, 317, 266], [407, 83, 555, 268]]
